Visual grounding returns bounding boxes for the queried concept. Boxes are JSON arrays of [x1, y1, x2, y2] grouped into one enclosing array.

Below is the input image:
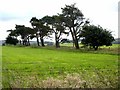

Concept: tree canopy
[[80, 25, 115, 50], [42, 14, 67, 48], [61, 3, 85, 49], [30, 17, 50, 46], [5, 3, 115, 50]]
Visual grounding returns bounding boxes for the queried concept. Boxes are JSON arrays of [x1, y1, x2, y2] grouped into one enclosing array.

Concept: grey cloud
[[0, 12, 21, 21], [0, 11, 35, 22], [0, 11, 42, 22]]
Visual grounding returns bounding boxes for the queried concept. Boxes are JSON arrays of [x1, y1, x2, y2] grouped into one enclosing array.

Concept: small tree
[[30, 17, 50, 47], [30, 17, 40, 46], [42, 15, 66, 48], [80, 25, 115, 50], [38, 20, 50, 47], [61, 3, 84, 49], [15, 25, 34, 46], [6, 36, 18, 45]]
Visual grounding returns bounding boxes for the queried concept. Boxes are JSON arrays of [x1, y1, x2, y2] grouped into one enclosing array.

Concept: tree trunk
[[72, 27, 79, 49], [93, 45, 98, 50], [55, 34, 60, 48], [94, 46, 98, 50], [22, 40, 24, 45], [40, 37, 45, 47], [36, 34, 40, 46], [19, 40, 22, 45], [73, 43, 74, 47], [74, 39, 79, 49], [56, 40, 60, 48], [27, 37, 30, 46], [69, 28, 75, 48]]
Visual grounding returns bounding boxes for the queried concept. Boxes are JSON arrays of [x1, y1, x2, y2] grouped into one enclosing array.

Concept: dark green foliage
[[30, 17, 41, 46], [7, 25, 34, 46], [42, 15, 66, 48], [15, 25, 34, 46], [6, 36, 18, 45], [61, 3, 85, 49], [80, 25, 115, 50], [7, 29, 18, 37], [30, 17, 51, 47]]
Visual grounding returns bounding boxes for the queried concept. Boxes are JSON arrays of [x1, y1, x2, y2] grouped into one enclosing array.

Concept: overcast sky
[[0, 0, 119, 40]]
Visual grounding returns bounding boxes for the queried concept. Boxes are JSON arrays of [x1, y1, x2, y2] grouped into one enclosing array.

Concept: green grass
[[2, 45, 119, 88]]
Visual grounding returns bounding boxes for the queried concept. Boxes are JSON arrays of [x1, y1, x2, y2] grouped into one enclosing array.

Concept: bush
[[6, 36, 18, 45], [80, 25, 114, 50]]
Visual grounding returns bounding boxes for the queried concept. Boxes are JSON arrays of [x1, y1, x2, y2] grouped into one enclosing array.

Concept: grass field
[[1, 44, 119, 88]]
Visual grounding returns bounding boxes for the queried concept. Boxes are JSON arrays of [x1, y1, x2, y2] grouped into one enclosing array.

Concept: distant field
[[60, 43, 119, 48], [2, 44, 119, 88]]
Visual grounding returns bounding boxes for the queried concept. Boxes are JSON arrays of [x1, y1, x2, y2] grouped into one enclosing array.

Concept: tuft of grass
[[2, 70, 118, 88]]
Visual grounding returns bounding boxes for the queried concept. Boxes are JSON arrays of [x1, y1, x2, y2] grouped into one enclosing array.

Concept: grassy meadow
[[1, 44, 119, 88]]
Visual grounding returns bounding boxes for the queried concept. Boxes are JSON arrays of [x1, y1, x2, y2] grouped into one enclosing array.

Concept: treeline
[[6, 4, 114, 50]]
